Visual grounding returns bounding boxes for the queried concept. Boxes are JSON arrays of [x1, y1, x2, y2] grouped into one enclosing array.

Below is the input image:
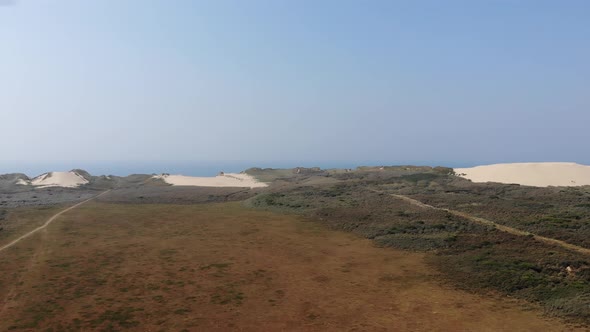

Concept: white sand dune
[[154, 173, 268, 188], [19, 171, 90, 188], [16, 179, 30, 186], [455, 162, 590, 187]]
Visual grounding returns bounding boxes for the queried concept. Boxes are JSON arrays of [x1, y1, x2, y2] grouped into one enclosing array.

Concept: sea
[[0, 160, 472, 177]]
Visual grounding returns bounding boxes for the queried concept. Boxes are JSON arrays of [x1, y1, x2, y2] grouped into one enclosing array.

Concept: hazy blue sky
[[2, 0, 589, 174]]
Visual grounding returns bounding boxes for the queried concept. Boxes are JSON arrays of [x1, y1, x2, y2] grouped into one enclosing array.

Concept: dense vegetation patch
[[247, 168, 590, 324]]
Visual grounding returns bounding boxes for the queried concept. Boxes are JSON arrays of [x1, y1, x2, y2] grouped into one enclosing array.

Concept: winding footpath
[[374, 190, 590, 256], [0, 190, 110, 254]]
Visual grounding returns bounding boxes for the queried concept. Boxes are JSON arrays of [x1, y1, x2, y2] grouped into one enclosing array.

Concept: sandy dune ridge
[[154, 173, 268, 188], [17, 171, 89, 188], [455, 162, 590, 187]]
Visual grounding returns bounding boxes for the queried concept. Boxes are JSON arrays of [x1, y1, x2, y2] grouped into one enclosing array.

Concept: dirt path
[[0, 190, 110, 254], [375, 190, 590, 256]]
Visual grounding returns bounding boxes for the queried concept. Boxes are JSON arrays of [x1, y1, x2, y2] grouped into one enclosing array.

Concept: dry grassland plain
[[0, 201, 581, 331]]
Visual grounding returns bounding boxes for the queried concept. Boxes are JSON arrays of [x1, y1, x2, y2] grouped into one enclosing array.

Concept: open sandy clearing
[[154, 173, 268, 188], [455, 162, 590, 187], [0, 202, 580, 331], [17, 171, 90, 188]]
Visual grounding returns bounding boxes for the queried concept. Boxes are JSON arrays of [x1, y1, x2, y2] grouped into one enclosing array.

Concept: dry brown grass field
[[0, 201, 581, 331], [0, 205, 65, 251]]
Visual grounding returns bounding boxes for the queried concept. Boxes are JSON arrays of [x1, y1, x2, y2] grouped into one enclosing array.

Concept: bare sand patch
[[455, 162, 590, 187], [18, 171, 89, 188], [154, 173, 267, 188]]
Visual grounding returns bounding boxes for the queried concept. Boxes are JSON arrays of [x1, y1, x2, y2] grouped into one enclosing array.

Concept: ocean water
[[0, 161, 357, 177], [1, 160, 469, 177]]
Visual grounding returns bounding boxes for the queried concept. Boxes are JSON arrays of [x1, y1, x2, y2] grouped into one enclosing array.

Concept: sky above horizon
[[2, 0, 589, 172]]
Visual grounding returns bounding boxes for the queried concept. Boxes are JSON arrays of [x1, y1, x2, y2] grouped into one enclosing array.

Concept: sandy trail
[[374, 190, 590, 256], [0, 190, 110, 254]]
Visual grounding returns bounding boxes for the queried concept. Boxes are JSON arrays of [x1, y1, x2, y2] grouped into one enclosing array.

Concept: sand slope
[[19, 171, 90, 188], [455, 162, 590, 187], [154, 173, 267, 188]]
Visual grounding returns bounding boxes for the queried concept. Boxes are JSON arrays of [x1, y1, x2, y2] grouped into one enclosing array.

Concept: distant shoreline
[[3, 161, 590, 179], [1, 161, 449, 177]]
